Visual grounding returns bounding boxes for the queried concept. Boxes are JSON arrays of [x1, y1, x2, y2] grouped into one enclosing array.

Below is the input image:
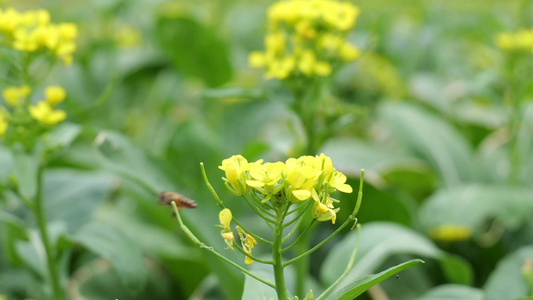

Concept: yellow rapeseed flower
[[2, 85, 31, 107], [495, 29, 533, 52], [246, 162, 285, 195], [0, 8, 78, 64], [219, 155, 254, 196], [29, 101, 66, 125], [429, 224, 472, 242], [0, 112, 8, 136], [249, 0, 361, 80], [45, 86, 66, 105]]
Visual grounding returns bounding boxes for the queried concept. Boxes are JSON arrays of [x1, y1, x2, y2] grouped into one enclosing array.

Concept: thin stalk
[[272, 207, 289, 300], [284, 216, 356, 267], [171, 202, 276, 289], [234, 243, 274, 265], [282, 201, 311, 228], [282, 220, 316, 253], [282, 214, 307, 243], [34, 167, 62, 300], [285, 169, 364, 266], [242, 195, 276, 231], [245, 194, 277, 219], [316, 224, 361, 300]]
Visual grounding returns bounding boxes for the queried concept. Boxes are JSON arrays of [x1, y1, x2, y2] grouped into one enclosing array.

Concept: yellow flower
[[29, 101, 66, 125], [246, 162, 285, 195], [249, 0, 361, 80], [219, 155, 253, 196], [0, 112, 8, 136], [328, 171, 353, 193], [237, 226, 257, 264], [45, 86, 66, 105], [428, 224, 472, 242], [219, 208, 235, 250], [311, 192, 340, 224], [2, 85, 31, 107], [249, 51, 267, 68], [285, 159, 321, 202]]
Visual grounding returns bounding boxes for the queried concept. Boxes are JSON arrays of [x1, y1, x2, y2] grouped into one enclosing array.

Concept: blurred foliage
[[0, 0, 533, 299]]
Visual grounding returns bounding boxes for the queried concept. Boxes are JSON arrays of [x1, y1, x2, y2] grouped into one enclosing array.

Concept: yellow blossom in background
[[2, 85, 31, 107], [0, 7, 78, 65], [495, 29, 533, 52], [249, 0, 361, 80], [0, 112, 8, 136], [45, 86, 66, 105], [29, 101, 66, 125], [429, 224, 472, 242]]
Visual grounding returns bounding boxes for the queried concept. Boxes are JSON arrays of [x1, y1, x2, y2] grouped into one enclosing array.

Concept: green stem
[[34, 167, 62, 300], [171, 202, 276, 289], [282, 220, 316, 253], [273, 207, 289, 300], [284, 216, 356, 267], [316, 224, 361, 300], [234, 243, 274, 265]]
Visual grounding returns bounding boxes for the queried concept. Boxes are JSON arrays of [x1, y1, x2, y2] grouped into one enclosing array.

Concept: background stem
[[34, 167, 63, 300]]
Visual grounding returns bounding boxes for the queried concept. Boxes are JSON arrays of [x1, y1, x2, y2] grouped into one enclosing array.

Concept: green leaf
[[324, 259, 424, 300], [44, 170, 112, 233], [321, 222, 472, 286], [415, 284, 484, 300], [419, 185, 533, 231], [72, 222, 148, 293], [379, 102, 475, 186], [46, 122, 81, 150], [155, 16, 233, 87], [94, 131, 175, 193], [484, 245, 533, 300], [241, 271, 277, 300], [321, 137, 425, 180]]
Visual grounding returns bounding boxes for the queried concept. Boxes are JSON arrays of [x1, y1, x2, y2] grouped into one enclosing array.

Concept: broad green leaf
[[72, 222, 147, 293], [94, 131, 175, 193], [44, 170, 112, 233], [415, 284, 484, 300], [241, 271, 277, 300], [321, 222, 472, 287], [321, 137, 426, 179], [46, 123, 81, 150], [155, 16, 233, 87], [379, 102, 475, 186], [484, 245, 533, 300], [324, 259, 424, 300], [419, 185, 533, 231]]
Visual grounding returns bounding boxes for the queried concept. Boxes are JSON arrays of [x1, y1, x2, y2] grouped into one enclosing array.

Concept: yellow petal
[[292, 190, 311, 201], [219, 208, 232, 229]]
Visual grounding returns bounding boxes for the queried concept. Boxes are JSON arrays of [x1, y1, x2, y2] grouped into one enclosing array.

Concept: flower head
[[249, 0, 361, 80]]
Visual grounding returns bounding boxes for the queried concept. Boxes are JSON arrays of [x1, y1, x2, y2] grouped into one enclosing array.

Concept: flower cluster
[[249, 0, 361, 80], [0, 85, 67, 137], [219, 153, 352, 224], [495, 29, 533, 52], [0, 7, 78, 64]]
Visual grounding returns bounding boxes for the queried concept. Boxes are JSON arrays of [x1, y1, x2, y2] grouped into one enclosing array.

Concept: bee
[[158, 192, 197, 212]]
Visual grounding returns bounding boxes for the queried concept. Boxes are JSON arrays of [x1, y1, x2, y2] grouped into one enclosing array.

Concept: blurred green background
[[1, 0, 533, 299]]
